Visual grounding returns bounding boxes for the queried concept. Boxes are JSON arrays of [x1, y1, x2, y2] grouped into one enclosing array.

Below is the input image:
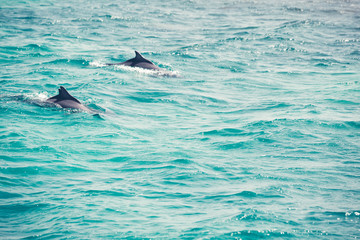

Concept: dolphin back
[[45, 86, 92, 111], [106, 51, 161, 70]]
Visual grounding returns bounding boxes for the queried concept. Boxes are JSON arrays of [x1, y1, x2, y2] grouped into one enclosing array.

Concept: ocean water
[[1, 0, 360, 239]]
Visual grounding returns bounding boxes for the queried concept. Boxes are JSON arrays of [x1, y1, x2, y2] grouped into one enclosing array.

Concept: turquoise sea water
[[1, 0, 360, 239]]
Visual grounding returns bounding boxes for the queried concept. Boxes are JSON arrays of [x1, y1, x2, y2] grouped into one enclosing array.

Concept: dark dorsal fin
[[135, 51, 143, 60], [49, 86, 81, 103], [133, 51, 153, 64]]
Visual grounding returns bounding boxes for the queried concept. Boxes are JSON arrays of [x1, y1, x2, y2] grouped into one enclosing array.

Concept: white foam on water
[[89, 61, 107, 67], [113, 65, 181, 78]]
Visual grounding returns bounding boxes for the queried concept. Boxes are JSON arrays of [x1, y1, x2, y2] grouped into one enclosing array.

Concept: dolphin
[[46, 86, 90, 111], [106, 51, 162, 71]]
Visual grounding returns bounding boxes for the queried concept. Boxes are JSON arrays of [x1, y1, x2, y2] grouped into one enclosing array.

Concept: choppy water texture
[[1, 0, 360, 239]]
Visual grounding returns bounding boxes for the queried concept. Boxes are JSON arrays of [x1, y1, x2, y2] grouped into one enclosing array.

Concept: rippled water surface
[[1, 0, 360, 239]]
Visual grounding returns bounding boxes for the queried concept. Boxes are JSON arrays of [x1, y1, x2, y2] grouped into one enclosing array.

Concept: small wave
[[205, 191, 284, 201], [220, 230, 295, 239], [205, 191, 256, 201], [346, 121, 360, 129], [277, 20, 323, 30], [323, 210, 360, 219], [42, 58, 89, 66], [1, 166, 41, 175], [23, 44, 52, 52], [0, 44, 52, 53], [216, 141, 250, 150], [232, 209, 268, 222], [248, 102, 293, 112], [306, 210, 360, 227], [71, 17, 104, 23], [83, 189, 132, 197], [0, 190, 23, 199], [106, 156, 132, 162], [216, 62, 246, 73], [107, 15, 134, 22], [1, 202, 49, 215], [127, 90, 174, 103], [325, 98, 359, 105], [285, 7, 306, 12], [202, 128, 247, 137], [350, 50, 360, 59], [169, 158, 194, 165]]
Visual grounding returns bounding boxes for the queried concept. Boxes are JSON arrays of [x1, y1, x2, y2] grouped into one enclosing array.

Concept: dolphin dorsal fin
[[134, 51, 145, 60], [134, 51, 153, 64], [52, 86, 81, 103]]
